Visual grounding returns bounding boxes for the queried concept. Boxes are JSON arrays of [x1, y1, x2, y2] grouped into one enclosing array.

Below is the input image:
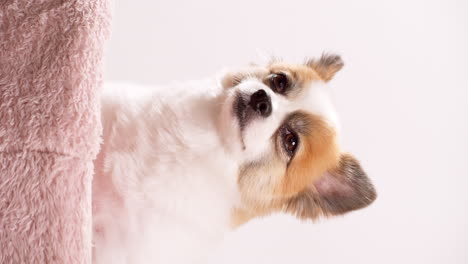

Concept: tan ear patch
[[230, 112, 341, 228], [285, 153, 377, 219], [268, 62, 322, 85], [276, 112, 340, 197], [306, 53, 344, 82]]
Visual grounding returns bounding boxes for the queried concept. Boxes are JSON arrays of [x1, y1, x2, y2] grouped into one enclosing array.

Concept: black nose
[[249, 89, 272, 117]]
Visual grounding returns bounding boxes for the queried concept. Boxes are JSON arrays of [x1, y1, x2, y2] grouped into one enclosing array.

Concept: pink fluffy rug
[[0, 1, 110, 263]]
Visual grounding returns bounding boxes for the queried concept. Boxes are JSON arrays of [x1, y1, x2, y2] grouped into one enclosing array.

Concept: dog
[[92, 54, 377, 263]]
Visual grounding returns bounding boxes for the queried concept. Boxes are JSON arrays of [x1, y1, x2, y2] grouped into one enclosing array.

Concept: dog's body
[[92, 55, 376, 264], [93, 80, 240, 263]]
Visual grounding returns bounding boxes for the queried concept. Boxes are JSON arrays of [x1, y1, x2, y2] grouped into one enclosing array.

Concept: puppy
[[92, 54, 376, 264]]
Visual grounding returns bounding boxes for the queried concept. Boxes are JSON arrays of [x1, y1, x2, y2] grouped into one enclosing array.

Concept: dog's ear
[[285, 153, 376, 219], [306, 53, 344, 82]]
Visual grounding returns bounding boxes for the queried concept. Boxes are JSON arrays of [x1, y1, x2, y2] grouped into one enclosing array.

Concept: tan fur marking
[[221, 66, 268, 89], [277, 113, 340, 197], [230, 114, 340, 227], [284, 153, 377, 219], [306, 54, 344, 82], [268, 63, 321, 83], [230, 202, 283, 228]]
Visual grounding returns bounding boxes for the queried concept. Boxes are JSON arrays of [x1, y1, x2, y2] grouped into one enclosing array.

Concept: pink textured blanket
[[0, 1, 110, 263]]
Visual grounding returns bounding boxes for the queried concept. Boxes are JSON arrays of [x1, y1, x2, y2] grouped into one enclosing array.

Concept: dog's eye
[[270, 73, 289, 94], [283, 128, 298, 155]]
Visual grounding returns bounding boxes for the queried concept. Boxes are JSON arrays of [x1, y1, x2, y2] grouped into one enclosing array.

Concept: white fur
[[92, 72, 339, 263], [93, 80, 241, 264]]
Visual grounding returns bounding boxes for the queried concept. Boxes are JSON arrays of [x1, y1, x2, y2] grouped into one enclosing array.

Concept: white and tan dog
[[92, 54, 376, 263]]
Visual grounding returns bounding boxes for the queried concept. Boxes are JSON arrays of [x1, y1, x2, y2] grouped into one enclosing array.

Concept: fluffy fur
[[0, 1, 110, 263], [92, 55, 376, 263]]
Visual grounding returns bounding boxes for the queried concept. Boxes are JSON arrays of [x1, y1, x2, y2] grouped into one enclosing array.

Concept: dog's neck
[[93, 80, 240, 263]]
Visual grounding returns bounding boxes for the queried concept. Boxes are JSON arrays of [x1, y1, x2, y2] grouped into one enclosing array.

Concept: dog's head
[[218, 54, 376, 226]]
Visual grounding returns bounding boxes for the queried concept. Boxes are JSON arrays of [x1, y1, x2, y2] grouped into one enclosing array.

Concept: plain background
[[104, 0, 468, 263]]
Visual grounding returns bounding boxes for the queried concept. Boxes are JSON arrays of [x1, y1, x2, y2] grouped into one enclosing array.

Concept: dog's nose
[[249, 89, 272, 117]]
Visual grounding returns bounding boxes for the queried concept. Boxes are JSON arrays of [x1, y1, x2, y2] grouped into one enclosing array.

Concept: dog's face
[[218, 54, 376, 226]]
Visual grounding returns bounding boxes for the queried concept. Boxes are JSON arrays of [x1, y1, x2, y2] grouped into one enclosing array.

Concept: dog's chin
[[217, 91, 249, 157], [233, 93, 248, 133], [233, 93, 248, 150], [219, 90, 270, 160], [233, 93, 258, 134], [219, 90, 279, 163]]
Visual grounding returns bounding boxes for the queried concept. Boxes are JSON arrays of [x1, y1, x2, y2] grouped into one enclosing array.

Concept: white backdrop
[[104, 0, 468, 263]]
